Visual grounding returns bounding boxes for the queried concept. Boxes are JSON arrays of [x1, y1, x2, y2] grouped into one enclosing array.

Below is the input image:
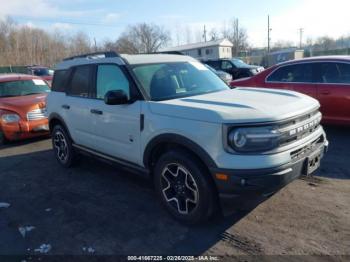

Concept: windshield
[[32, 68, 50, 76], [132, 61, 229, 101], [231, 59, 249, 68], [0, 79, 50, 97]]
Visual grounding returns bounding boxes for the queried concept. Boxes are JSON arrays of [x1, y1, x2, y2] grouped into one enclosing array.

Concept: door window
[[317, 62, 350, 84], [221, 61, 233, 70], [267, 63, 313, 83], [67, 65, 92, 97], [95, 65, 130, 99]]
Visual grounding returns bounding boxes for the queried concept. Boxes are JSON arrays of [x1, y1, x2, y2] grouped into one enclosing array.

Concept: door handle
[[90, 109, 103, 115], [62, 104, 70, 110]]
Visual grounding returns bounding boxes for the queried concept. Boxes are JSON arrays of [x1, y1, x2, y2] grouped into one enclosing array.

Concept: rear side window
[[206, 61, 220, 70], [267, 63, 313, 83], [316, 62, 350, 84], [52, 70, 68, 92], [67, 65, 92, 97]]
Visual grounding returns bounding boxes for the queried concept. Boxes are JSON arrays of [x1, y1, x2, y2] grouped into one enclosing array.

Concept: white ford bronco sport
[[47, 51, 328, 224]]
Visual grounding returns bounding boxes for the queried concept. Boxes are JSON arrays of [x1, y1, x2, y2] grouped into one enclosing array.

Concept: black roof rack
[[63, 51, 120, 61], [155, 51, 184, 55]]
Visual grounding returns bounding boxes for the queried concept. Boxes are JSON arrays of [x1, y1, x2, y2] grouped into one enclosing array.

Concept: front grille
[[277, 110, 322, 147], [27, 108, 47, 121]]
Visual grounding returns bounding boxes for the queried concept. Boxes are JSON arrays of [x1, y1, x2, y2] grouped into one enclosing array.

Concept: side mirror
[[104, 90, 129, 105]]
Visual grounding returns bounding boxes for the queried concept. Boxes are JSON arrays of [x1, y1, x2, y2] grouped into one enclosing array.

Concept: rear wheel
[[52, 125, 76, 167], [154, 149, 216, 224]]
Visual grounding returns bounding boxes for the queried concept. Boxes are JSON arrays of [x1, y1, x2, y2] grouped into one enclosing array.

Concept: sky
[[0, 0, 349, 48]]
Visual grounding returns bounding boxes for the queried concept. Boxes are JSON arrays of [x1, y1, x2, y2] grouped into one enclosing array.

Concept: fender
[[143, 133, 218, 169], [48, 113, 73, 139]]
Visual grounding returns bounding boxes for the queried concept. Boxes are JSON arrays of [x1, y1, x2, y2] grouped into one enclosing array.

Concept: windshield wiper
[[0, 95, 18, 98]]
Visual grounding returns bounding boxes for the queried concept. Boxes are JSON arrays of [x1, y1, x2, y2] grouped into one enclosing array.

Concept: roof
[[121, 54, 197, 65], [0, 73, 40, 82], [277, 55, 350, 66], [161, 38, 234, 52]]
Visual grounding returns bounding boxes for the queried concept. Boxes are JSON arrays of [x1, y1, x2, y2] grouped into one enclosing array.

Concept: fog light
[[241, 179, 246, 186]]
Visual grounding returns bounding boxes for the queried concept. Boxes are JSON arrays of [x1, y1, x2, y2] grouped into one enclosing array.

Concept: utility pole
[[267, 15, 272, 53], [299, 28, 304, 49], [203, 25, 207, 42], [94, 38, 97, 52]]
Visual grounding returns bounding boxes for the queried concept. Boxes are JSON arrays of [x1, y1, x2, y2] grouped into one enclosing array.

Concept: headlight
[[228, 126, 280, 152], [1, 113, 20, 123]]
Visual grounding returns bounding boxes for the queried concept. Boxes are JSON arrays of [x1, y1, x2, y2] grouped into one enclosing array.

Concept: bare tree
[[113, 23, 171, 54], [219, 18, 248, 56]]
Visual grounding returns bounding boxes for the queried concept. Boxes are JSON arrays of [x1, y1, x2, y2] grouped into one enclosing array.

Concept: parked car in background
[[203, 58, 264, 80], [205, 64, 232, 84], [0, 74, 50, 144], [230, 56, 350, 126], [27, 66, 53, 86], [47, 51, 328, 224]]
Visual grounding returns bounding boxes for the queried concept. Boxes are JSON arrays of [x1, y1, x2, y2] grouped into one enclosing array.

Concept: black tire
[[153, 149, 216, 224], [51, 124, 76, 167], [0, 130, 7, 145]]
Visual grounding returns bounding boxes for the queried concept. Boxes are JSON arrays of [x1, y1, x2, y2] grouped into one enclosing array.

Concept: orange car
[[0, 74, 50, 144]]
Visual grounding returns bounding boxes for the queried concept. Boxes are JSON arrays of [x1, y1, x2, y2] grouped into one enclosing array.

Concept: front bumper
[[1, 118, 49, 141], [210, 136, 328, 204]]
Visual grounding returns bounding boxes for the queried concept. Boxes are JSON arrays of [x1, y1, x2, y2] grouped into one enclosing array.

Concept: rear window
[[52, 70, 69, 92]]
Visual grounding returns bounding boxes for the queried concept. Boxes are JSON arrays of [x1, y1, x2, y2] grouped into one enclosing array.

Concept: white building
[[162, 39, 233, 60]]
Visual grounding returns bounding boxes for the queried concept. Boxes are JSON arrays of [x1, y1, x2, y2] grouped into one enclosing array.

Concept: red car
[[230, 56, 350, 125], [0, 74, 50, 144]]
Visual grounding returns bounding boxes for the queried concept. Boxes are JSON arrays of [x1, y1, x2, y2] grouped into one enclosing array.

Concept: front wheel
[[51, 125, 76, 167], [154, 150, 216, 224]]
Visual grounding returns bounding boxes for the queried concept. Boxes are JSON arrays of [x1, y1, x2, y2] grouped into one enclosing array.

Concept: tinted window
[[0, 79, 50, 97], [95, 65, 130, 99], [67, 65, 92, 97], [206, 61, 220, 70], [52, 70, 68, 92], [267, 63, 313, 83], [221, 61, 233, 70], [317, 62, 350, 84]]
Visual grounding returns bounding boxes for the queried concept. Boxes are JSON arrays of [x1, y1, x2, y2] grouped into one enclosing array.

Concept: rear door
[[64, 64, 96, 148], [265, 63, 317, 98], [314, 62, 350, 124]]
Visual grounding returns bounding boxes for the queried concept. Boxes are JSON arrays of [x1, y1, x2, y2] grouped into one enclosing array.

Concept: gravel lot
[[0, 126, 349, 258]]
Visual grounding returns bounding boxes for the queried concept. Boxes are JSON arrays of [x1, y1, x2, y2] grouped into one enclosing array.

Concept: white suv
[[47, 51, 328, 224]]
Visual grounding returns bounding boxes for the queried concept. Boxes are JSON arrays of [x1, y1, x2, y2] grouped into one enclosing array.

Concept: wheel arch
[[143, 133, 218, 171], [48, 113, 73, 140]]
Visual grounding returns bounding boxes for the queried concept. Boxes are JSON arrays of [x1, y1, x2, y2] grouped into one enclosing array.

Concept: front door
[[88, 64, 142, 165]]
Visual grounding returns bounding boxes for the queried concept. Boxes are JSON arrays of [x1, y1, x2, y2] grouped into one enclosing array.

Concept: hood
[[148, 88, 319, 124], [0, 94, 47, 118]]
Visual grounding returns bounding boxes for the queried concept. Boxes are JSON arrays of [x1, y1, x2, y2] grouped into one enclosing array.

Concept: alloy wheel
[[160, 163, 199, 215], [53, 130, 68, 162]]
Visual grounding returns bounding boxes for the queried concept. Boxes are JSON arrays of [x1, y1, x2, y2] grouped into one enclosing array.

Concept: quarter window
[[52, 70, 68, 92], [95, 65, 130, 99], [267, 64, 313, 83], [67, 65, 92, 97]]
